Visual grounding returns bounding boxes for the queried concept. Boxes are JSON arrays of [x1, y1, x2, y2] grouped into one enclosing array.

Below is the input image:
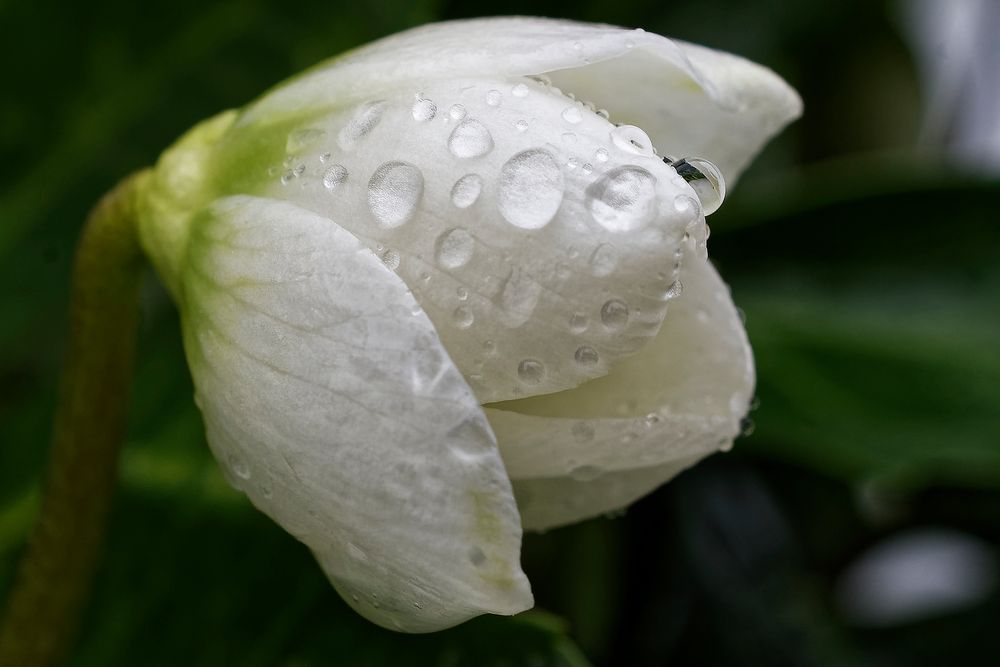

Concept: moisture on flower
[[136, 17, 801, 633]]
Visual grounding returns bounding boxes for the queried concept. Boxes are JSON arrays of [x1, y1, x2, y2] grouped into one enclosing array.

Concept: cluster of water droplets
[[269, 75, 725, 397]]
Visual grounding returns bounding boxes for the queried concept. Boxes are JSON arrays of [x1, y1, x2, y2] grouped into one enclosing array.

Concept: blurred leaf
[[29, 485, 590, 667], [712, 161, 1000, 489]]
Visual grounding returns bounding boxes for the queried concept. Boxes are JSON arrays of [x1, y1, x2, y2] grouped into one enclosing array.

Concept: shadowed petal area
[[180, 195, 531, 631], [487, 248, 754, 530]]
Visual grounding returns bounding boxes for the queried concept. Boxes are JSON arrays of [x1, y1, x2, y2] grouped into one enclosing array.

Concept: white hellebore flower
[[137, 17, 801, 633]]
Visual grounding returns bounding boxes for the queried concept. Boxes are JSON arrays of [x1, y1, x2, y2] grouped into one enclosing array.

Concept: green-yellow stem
[[0, 170, 150, 667]]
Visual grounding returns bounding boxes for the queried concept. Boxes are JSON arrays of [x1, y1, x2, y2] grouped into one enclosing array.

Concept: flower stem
[[0, 170, 151, 667]]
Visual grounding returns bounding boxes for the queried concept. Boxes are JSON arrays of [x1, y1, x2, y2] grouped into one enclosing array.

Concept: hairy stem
[[0, 170, 151, 667]]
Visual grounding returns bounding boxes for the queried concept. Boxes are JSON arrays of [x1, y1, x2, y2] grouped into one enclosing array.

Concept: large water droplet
[[448, 119, 494, 158], [450, 174, 483, 208], [517, 359, 545, 383], [323, 164, 348, 190], [498, 149, 564, 229], [610, 125, 654, 156], [435, 228, 474, 269], [672, 157, 726, 215], [586, 166, 658, 232], [412, 97, 437, 121], [600, 299, 629, 330], [368, 161, 423, 228], [339, 101, 386, 150], [589, 243, 618, 277], [568, 312, 589, 333]]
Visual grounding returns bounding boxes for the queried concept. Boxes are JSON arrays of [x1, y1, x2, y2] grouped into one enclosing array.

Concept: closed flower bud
[[135, 17, 801, 632]]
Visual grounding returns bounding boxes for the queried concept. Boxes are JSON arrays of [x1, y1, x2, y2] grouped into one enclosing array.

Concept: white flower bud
[[135, 17, 801, 632]]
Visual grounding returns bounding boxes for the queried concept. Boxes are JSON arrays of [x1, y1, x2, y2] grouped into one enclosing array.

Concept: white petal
[[486, 245, 754, 529], [219, 77, 702, 404], [547, 37, 803, 184], [180, 195, 531, 632], [242, 17, 800, 183]]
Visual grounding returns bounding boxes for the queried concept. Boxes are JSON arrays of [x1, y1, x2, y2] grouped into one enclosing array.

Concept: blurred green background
[[2, 0, 998, 665]]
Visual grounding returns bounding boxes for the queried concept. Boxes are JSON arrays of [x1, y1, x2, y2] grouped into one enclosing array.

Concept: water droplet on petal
[[448, 119, 494, 158], [498, 149, 564, 229], [568, 312, 589, 333], [515, 119, 529, 132], [412, 97, 437, 121], [450, 174, 483, 208], [600, 299, 629, 330], [587, 166, 658, 232], [228, 454, 250, 480], [322, 164, 348, 190], [595, 148, 609, 162], [589, 243, 618, 277], [486, 89, 502, 106], [483, 339, 497, 355], [610, 125, 654, 156], [339, 101, 386, 150], [673, 193, 700, 219], [380, 248, 400, 270], [368, 161, 423, 228], [517, 359, 545, 383], [512, 83, 529, 98], [449, 104, 467, 120], [453, 306, 474, 329], [435, 228, 474, 269], [562, 106, 583, 124], [574, 346, 599, 366], [672, 157, 726, 215], [664, 280, 683, 300]]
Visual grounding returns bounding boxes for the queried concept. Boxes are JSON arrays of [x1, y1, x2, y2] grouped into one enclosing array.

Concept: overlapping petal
[[180, 195, 531, 631], [487, 248, 755, 530]]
